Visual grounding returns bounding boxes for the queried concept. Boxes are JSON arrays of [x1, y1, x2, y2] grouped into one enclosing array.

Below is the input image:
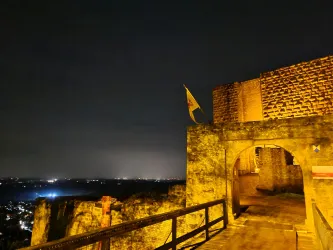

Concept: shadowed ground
[[240, 193, 306, 225]]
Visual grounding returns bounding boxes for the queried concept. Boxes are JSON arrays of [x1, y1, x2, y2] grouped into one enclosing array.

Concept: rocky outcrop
[[110, 185, 186, 249], [30, 199, 51, 246], [30, 185, 186, 249], [30, 196, 111, 247]]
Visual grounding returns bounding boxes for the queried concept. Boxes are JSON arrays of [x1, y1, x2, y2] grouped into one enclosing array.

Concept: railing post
[[172, 217, 177, 250], [205, 207, 209, 241], [223, 200, 228, 229], [101, 239, 110, 250]]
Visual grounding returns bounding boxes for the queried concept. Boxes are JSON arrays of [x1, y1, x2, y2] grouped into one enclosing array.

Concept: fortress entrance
[[232, 145, 305, 224], [185, 56, 333, 247], [186, 114, 333, 231]]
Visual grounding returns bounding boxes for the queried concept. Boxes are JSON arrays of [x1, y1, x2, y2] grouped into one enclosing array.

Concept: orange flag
[[184, 84, 203, 124]]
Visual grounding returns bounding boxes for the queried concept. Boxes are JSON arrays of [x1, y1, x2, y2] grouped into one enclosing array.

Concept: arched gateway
[[186, 114, 333, 230], [185, 55, 333, 232]]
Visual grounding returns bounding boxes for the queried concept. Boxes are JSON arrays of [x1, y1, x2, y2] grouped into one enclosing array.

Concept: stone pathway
[[194, 194, 318, 250]]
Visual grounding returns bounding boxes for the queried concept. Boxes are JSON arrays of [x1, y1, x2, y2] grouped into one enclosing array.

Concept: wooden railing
[[20, 199, 227, 250]]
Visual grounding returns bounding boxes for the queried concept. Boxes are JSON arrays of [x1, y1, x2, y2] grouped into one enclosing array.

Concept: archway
[[231, 144, 306, 225], [186, 114, 333, 233]]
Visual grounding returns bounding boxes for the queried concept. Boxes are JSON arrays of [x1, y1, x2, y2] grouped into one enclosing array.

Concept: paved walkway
[[197, 219, 297, 250], [194, 194, 317, 250]]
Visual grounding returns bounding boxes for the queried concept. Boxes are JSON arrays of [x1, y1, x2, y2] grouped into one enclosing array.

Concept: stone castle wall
[[239, 174, 260, 196], [186, 125, 226, 231], [238, 147, 256, 174], [257, 148, 275, 191], [186, 114, 333, 228], [256, 148, 303, 193], [261, 56, 333, 119], [238, 78, 263, 122], [213, 83, 239, 123], [213, 55, 333, 123]]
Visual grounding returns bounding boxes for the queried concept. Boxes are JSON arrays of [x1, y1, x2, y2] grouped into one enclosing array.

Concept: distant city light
[[36, 192, 58, 198], [47, 193, 57, 198], [47, 178, 57, 183]]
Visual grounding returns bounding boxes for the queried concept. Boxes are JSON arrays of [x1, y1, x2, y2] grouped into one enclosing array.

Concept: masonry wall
[[186, 125, 226, 231], [187, 114, 333, 228], [239, 174, 260, 196], [261, 56, 333, 119], [213, 55, 333, 123], [272, 148, 303, 193], [238, 147, 256, 174], [238, 78, 263, 122], [257, 148, 275, 191], [273, 148, 303, 193], [213, 83, 239, 123], [213, 78, 263, 124], [256, 148, 303, 193]]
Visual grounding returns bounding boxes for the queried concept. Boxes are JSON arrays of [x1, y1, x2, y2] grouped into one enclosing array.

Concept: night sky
[[1, 1, 332, 179]]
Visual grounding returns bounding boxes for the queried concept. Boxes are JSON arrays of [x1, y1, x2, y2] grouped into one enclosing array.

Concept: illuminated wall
[[238, 147, 256, 174], [213, 83, 240, 123], [257, 147, 303, 193], [186, 114, 333, 228], [261, 56, 333, 119], [213, 78, 263, 123], [238, 78, 263, 122], [185, 126, 226, 231], [213, 55, 333, 123]]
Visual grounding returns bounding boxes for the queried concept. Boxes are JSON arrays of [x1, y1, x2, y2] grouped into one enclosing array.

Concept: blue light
[[46, 193, 57, 198]]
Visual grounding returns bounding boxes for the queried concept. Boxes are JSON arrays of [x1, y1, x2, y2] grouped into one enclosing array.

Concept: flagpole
[[200, 107, 211, 124]]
